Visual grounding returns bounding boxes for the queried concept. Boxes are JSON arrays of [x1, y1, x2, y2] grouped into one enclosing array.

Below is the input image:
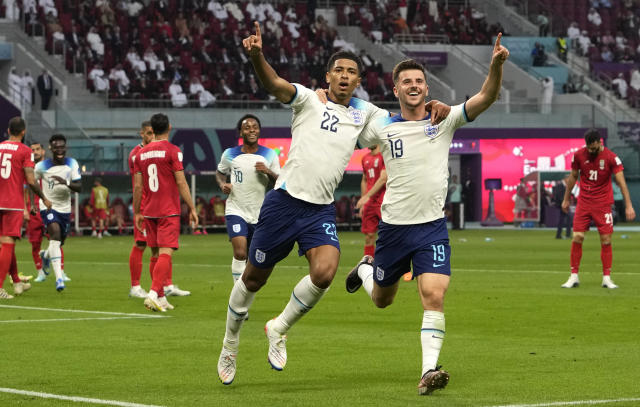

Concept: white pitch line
[[0, 304, 166, 317], [0, 387, 165, 407], [489, 397, 640, 407], [0, 316, 156, 324]]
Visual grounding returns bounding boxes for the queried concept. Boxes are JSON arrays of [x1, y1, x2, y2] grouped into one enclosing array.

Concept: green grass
[[1, 229, 639, 406]]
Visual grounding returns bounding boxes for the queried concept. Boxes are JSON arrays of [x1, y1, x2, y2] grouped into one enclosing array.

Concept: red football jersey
[[362, 152, 386, 205], [128, 144, 147, 211], [0, 141, 34, 210], [571, 146, 623, 206], [133, 140, 184, 218]]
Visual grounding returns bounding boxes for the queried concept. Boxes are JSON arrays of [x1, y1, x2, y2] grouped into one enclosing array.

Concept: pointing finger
[[255, 21, 261, 38], [494, 32, 502, 50]]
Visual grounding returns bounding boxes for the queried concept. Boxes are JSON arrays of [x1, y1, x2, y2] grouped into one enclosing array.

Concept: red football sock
[[151, 254, 171, 297], [364, 245, 375, 257], [149, 256, 158, 281], [0, 243, 16, 288], [570, 241, 582, 273], [601, 243, 612, 276], [129, 246, 144, 286], [60, 247, 64, 271], [31, 242, 43, 269], [165, 261, 173, 287], [9, 251, 19, 283]]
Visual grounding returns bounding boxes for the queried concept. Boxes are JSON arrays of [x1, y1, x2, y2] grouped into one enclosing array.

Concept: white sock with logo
[[47, 240, 63, 281], [231, 257, 246, 282], [223, 278, 256, 349], [421, 310, 445, 375], [272, 275, 327, 335], [357, 263, 374, 298]]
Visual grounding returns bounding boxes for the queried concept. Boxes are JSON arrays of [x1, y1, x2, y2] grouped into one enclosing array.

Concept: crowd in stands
[[1, 0, 510, 106], [535, 0, 640, 107]]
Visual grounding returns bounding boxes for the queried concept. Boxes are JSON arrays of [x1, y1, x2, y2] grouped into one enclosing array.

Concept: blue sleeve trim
[[284, 84, 299, 105], [462, 102, 473, 123]]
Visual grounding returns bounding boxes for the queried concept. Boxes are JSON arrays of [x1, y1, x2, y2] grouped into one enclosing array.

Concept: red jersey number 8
[[148, 163, 159, 192]]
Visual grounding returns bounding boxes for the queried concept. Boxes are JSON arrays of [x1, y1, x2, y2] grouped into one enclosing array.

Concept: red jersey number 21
[[588, 170, 597, 181]]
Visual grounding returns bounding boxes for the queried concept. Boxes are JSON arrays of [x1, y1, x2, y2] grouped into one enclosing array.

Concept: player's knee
[[572, 234, 584, 244], [372, 294, 394, 308], [232, 250, 247, 261]]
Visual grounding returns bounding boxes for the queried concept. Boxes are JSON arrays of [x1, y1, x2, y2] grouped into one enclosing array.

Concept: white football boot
[[561, 273, 579, 288], [602, 275, 618, 289], [164, 284, 191, 296], [265, 319, 287, 371], [129, 286, 147, 298], [217, 346, 238, 385]]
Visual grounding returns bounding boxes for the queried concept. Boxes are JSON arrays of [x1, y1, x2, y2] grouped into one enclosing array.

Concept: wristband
[[66, 179, 70, 186]]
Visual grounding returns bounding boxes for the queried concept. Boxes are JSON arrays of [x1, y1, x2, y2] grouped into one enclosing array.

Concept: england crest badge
[[255, 249, 266, 263], [424, 124, 438, 139], [349, 107, 364, 125], [376, 266, 385, 281]]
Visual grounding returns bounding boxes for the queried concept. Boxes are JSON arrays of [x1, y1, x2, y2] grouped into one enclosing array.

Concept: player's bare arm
[[174, 170, 199, 228], [357, 169, 387, 209], [49, 174, 81, 193], [24, 167, 52, 209], [255, 161, 278, 181], [133, 172, 144, 232], [465, 33, 510, 121], [313, 89, 451, 125], [613, 170, 636, 221], [244, 21, 296, 103], [561, 169, 579, 213], [216, 170, 232, 194]]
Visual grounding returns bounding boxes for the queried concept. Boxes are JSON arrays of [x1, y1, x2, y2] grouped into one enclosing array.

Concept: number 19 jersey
[[134, 139, 184, 218]]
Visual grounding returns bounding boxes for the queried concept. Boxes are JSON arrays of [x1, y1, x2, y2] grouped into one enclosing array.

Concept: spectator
[[126, 47, 147, 76], [557, 37, 568, 62], [612, 73, 628, 99], [531, 42, 547, 66], [540, 76, 554, 114], [169, 79, 188, 107], [630, 68, 640, 91], [89, 64, 109, 92], [601, 31, 615, 46], [217, 78, 233, 98], [600, 46, 614, 62], [21, 70, 34, 114], [86, 26, 104, 57], [353, 84, 370, 101], [4, 0, 19, 20], [7, 66, 22, 106], [536, 11, 549, 37], [563, 73, 578, 93], [66, 25, 82, 51], [41, 0, 58, 17], [567, 22, 581, 49], [189, 76, 216, 107], [208, 1, 228, 20], [224, 1, 243, 21], [578, 30, 592, 56], [587, 8, 602, 27], [144, 46, 166, 79], [37, 69, 53, 109], [109, 64, 131, 96]]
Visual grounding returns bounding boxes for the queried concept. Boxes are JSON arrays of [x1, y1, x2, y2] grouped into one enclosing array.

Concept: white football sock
[[231, 257, 246, 282], [272, 275, 327, 335], [223, 278, 256, 349], [47, 240, 63, 281], [421, 310, 445, 375], [357, 263, 374, 298]]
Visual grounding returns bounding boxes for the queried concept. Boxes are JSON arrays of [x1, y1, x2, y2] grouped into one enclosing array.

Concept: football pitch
[[1, 229, 639, 407]]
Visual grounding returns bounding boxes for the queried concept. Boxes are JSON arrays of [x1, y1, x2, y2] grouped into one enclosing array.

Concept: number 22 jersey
[[133, 139, 184, 218]]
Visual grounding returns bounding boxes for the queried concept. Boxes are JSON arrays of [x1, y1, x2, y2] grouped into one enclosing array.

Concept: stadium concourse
[[1, 0, 640, 406]]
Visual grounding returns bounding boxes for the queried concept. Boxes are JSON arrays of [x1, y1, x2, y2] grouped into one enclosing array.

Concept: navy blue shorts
[[248, 189, 340, 269], [373, 218, 451, 287], [225, 215, 255, 242], [40, 210, 71, 239]]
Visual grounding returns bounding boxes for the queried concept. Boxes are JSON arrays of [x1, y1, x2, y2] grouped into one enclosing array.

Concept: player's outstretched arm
[[24, 167, 52, 210], [614, 170, 636, 221], [133, 172, 145, 232], [561, 169, 579, 213], [174, 170, 199, 228], [465, 33, 509, 121], [244, 21, 295, 103]]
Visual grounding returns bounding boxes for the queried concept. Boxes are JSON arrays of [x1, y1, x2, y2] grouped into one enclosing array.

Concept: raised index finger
[[494, 32, 502, 50], [254, 21, 261, 38]]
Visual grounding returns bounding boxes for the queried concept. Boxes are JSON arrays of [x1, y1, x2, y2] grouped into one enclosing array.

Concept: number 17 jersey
[[133, 139, 184, 218]]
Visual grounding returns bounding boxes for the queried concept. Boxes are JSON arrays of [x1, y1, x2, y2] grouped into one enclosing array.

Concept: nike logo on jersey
[[387, 132, 399, 138], [433, 263, 445, 268], [326, 106, 334, 110]]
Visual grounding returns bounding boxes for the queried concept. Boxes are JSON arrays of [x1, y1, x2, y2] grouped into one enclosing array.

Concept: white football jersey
[[359, 103, 470, 224], [217, 145, 281, 224], [35, 157, 81, 213], [275, 84, 387, 204]]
